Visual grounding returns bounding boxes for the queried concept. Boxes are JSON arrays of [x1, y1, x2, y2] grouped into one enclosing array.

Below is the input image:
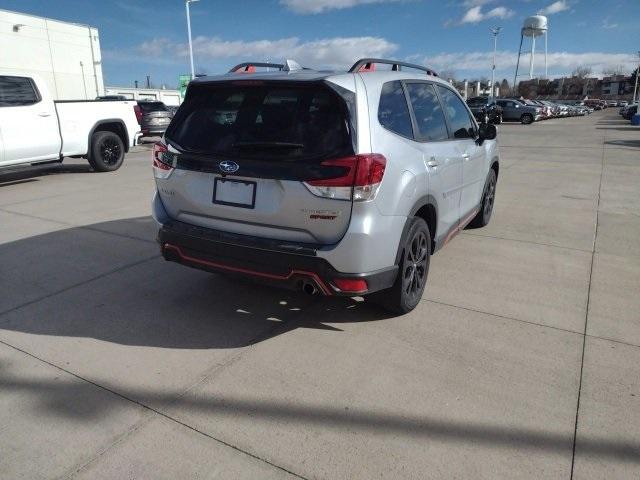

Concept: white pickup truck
[[0, 74, 141, 172]]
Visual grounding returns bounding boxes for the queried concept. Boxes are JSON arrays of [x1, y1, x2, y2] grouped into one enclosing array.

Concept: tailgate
[[158, 80, 356, 244]]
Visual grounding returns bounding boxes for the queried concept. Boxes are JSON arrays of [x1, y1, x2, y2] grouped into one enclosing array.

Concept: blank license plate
[[213, 178, 256, 208]]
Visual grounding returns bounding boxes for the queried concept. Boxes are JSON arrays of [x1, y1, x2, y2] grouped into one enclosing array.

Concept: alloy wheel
[[100, 137, 122, 165], [403, 230, 429, 303]]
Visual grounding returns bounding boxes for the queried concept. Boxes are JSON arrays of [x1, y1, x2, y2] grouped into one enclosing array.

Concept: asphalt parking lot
[[1, 111, 639, 479]]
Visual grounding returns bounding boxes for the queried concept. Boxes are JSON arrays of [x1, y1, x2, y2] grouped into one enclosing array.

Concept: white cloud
[[280, 0, 403, 14], [137, 36, 398, 69], [459, 5, 514, 24], [419, 51, 637, 77], [538, 1, 570, 15], [602, 18, 618, 29]]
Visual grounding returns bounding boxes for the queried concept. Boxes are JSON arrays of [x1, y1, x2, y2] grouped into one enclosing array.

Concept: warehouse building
[[0, 8, 104, 100]]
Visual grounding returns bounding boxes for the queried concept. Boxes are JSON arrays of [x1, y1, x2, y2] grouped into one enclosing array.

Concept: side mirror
[[477, 123, 497, 145]]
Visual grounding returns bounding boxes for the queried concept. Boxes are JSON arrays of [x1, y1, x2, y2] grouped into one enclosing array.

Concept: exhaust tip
[[302, 281, 319, 296]]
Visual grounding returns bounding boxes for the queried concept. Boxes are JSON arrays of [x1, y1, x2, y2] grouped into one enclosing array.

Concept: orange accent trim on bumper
[[163, 243, 333, 296]]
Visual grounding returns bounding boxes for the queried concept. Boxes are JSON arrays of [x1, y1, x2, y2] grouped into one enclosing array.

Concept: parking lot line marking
[[0, 338, 310, 480], [569, 129, 606, 480], [460, 231, 594, 253]]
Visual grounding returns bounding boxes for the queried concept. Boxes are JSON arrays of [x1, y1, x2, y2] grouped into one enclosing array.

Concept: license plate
[[213, 178, 256, 208]]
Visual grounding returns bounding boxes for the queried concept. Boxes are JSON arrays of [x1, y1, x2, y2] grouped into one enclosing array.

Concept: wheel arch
[[395, 195, 438, 264], [88, 119, 130, 154]]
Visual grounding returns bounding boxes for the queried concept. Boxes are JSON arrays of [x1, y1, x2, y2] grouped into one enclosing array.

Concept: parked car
[[620, 103, 637, 117], [623, 104, 638, 121], [495, 98, 541, 124], [0, 74, 141, 171], [152, 58, 500, 313], [466, 96, 503, 124], [136, 101, 173, 136]]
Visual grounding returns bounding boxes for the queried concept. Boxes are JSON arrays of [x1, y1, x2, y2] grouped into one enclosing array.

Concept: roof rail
[[349, 58, 438, 77], [229, 62, 285, 73], [228, 59, 306, 73]]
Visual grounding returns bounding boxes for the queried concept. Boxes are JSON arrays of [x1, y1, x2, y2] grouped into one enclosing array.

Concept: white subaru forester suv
[[152, 58, 499, 313]]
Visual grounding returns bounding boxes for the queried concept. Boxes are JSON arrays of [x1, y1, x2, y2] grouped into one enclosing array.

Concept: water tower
[[514, 15, 548, 87]]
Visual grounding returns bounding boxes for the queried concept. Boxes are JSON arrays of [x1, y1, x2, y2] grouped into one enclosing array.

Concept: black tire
[[469, 169, 497, 228], [371, 217, 430, 314], [521, 113, 534, 125], [88, 131, 125, 172], [494, 113, 503, 125]]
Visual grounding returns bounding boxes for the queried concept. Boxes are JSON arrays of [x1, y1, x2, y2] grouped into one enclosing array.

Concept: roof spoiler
[[229, 59, 305, 73], [349, 58, 438, 77]]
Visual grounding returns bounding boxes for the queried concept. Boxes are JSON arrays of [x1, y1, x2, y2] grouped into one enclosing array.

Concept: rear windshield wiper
[[232, 142, 305, 149]]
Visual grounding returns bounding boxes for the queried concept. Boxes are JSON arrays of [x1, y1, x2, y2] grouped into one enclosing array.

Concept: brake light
[[333, 278, 368, 293], [152, 142, 173, 179], [133, 105, 143, 125], [303, 154, 386, 201]]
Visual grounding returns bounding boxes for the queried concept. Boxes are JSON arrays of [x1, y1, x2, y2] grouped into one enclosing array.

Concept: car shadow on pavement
[[0, 163, 92, 186], [604, 139, 640, 148], [0, 217, 393, 350]]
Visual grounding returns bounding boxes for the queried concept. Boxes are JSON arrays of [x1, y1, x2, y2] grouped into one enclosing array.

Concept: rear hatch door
[[160, 80, 356, 244]]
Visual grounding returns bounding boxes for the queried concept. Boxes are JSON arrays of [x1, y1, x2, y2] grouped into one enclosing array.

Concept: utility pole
[[633, 51, 640, 104], [185, 0, 199, 79], [490, 26, 502, 100], [146, 75, 151, 89]]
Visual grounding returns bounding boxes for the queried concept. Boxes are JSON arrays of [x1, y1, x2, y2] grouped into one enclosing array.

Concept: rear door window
[[378, 81, 413, 139], [405, 82, 449, 142], [436, 86, 475, 139], [166, 83, 352, 161], [0, 76, 39, 107]]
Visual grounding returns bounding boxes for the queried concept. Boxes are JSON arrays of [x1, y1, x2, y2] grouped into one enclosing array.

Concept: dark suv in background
[[466, 97, 503, 124], [134, 101, 173, 137], [495, 98, 541, 124]]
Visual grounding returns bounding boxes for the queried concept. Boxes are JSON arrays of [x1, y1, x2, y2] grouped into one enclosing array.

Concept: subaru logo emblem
[[219, 160, 239, 173]]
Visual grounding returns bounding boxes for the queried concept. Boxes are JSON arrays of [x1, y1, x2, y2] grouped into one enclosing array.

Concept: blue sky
[[4, 0, 639, 88]]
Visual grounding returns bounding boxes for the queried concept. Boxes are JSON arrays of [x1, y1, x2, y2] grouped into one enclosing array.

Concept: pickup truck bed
[[0, 74, 141, 172]]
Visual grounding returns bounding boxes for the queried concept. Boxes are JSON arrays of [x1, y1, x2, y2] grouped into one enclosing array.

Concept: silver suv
[[152, 58, 499, 313]]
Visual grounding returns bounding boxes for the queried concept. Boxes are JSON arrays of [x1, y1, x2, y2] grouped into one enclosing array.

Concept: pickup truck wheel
[[89, 131, 124, 172], [370, 217, 430, 315], [469, 169, 497, 228], [521, 113, 534, 125]]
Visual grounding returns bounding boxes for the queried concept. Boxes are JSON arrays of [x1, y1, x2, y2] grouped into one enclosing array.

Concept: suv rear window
[[166, 83, 352, 161], [138, 101, 168, 112]]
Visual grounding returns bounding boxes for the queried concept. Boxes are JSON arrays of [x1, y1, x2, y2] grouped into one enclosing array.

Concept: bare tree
[[500, 79, 511, 96], [572, 66, 593, 79], [439, 69, 457, 83], [602, 65, 627, 77]]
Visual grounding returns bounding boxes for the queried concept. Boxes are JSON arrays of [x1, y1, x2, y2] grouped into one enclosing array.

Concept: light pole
[[633, 51, 640, 104], [185, 0, 199, 79], [490, 26, 502, 100]]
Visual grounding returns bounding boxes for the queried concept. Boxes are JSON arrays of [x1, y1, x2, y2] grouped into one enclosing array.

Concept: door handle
[[426, 157, 438, 168], [462, 153, 470, 160], [38, 112, 52, 117]]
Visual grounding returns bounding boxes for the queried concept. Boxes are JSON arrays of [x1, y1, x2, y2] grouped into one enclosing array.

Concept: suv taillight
[[152, 142, 173, 179], [303, 154, 386, 201], [133, 105, 143, 125]]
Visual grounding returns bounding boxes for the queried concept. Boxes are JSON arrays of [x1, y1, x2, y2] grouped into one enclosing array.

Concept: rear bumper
[[157, 219, 398, 296], [142, 126, 169, 135]]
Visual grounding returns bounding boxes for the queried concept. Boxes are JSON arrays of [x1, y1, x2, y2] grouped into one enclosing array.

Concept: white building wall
[[0, 9, 104, 100]]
